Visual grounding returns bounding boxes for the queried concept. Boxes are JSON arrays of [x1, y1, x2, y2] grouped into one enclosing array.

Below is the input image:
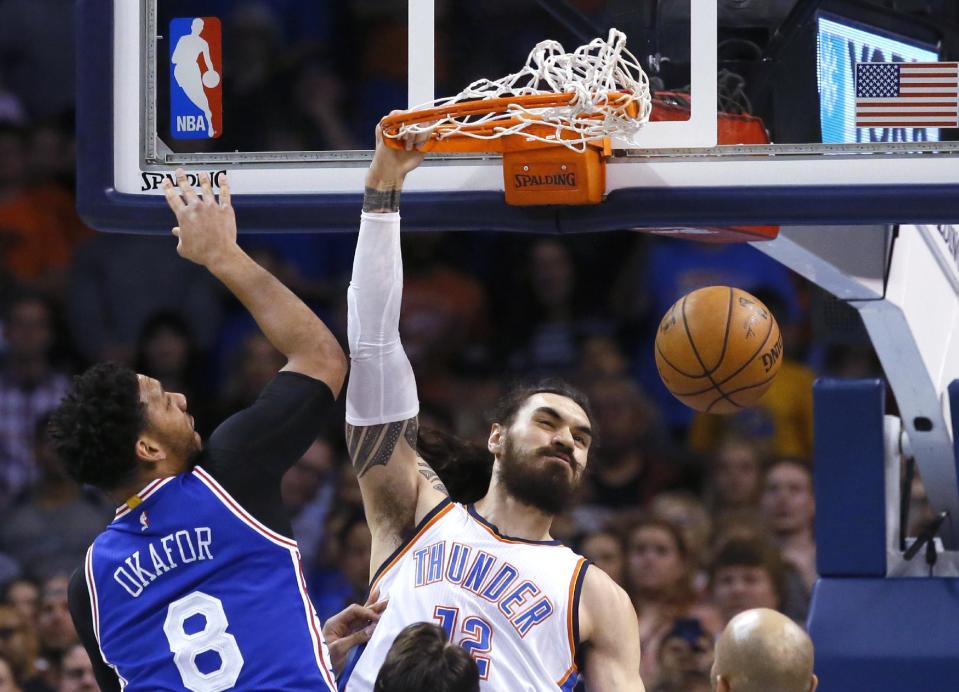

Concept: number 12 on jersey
[[433, 606, 493, 680]]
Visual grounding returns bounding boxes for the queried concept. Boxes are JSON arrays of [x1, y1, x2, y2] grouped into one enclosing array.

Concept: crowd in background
[[0, 1, 942, 691]]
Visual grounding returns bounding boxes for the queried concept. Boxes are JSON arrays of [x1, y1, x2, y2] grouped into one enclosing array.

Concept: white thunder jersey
[[344, 498, 589, 691]]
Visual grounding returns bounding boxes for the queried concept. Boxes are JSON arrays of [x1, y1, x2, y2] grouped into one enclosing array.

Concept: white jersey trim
[[289, 549, 337, 691], [192, 465, 298, 548], [113, 476, 175, 520]]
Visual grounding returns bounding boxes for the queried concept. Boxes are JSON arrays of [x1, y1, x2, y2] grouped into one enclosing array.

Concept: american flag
[[855, 62, 959, 128]]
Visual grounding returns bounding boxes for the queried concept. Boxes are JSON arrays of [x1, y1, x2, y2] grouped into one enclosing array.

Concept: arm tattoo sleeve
[[417, 458, 449, 496], [362, 186, 401, 213], [346, 416, 418, 478]]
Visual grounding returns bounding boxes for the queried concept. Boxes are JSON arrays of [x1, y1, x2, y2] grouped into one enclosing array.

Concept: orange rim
[[381, 91, 637, 153], [381, 91, 638, 131]]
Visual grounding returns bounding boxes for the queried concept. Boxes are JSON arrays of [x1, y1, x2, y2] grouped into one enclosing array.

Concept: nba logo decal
[[170, 17, 223, 139]]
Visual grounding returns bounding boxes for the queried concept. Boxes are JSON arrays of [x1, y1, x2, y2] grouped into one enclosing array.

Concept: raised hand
[[162, 169, 239, 270], [363, 120, 431, 212]]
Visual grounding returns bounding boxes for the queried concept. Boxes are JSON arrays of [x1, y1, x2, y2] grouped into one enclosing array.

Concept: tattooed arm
[[346, 416, 449, 573], [345, 123, 445, 575]]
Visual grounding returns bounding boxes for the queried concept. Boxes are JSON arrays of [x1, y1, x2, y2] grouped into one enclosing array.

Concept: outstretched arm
[[345, 126, 448, 576], [580, 567, 645, 692], [162, 170, 346, 396]]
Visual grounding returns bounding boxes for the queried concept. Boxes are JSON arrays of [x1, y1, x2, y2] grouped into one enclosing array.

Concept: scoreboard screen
[[817, 13, 941, 144]]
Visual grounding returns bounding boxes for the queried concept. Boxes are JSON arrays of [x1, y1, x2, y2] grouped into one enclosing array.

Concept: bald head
[[712, 609, 817, 692]]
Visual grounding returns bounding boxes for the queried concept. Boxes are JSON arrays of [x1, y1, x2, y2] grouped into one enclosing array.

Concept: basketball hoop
[[381, 29, 652, 205]]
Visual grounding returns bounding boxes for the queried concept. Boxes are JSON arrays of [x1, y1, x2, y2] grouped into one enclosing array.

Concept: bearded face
[[491, 393, 592, 516]]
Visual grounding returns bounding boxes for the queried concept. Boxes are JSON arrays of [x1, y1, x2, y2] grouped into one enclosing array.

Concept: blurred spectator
[[2, 581, 38, 625], [34, 576, 76, 682], [0, 72, 26, 124], [0, 654, 20, 692], [281, 437, 338, 570], [709, 537, 785, 626], [577, 528, 626, 587], [399, 234, 490, 409], [0, 0, 76, 118], [0, 604, 49, 692], [235, 233, 355, 312], [704, 435, 765, 517], [292, 61, 361, 151], [219, 1, 304, 153], [23, 117, 89, 249], [0, 294, 69, 506], [68, 234, 222, 364], [135, 311, 215, 436], [760, 458, 817, 608], [655, 618, 715, 689], [0, 416, 110, 582], [0, 563, 18, 598], [310, 513, 373, 622], [26, 118, 76, 191], [504, 239, 610, 375], [651, 671, 712, 692], [624, 518, 721, 682], [581, 378, 676, 512], [0, 125, 78, 295], [578, 335, 631, 379], [209, 246, 287, 383], [651, 492, 713, 589], [907, 470, 936, 538], [218, 332, 286, 417], [355, 15, 408, 143], [823, 343, 882, 380], [328, 464, 365, 528], [55, 645, 95, 692]]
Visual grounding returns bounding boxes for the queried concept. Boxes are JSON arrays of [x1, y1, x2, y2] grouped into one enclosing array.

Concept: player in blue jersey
[[340, 128, 645, 691], [49, 170, 378, 691]]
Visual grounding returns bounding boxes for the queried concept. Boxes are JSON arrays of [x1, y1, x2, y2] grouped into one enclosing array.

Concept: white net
[[388, 29, 652, 153]]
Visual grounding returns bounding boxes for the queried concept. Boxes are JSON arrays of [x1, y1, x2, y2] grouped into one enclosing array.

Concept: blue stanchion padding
[[813, 379, 886, 577], [809, 578, 959, 692], [948, 380, 959, 501]]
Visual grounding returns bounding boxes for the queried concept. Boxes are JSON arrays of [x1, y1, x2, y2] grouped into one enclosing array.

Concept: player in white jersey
[[340, 124, 644, 691]]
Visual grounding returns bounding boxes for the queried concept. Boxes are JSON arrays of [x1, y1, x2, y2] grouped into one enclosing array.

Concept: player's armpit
[[346, 416, 447, 577], [580, 566, 645, 692], [346, 417, 419, 578]]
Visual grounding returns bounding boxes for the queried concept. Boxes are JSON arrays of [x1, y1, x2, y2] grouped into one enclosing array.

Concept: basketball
[[654, 286, 782, 414], [202, 70, 220, 89]]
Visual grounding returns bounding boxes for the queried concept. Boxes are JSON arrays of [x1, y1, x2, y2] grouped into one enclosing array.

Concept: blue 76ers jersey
[[343, 499, 590, 691], [84, 466, 336, 691]]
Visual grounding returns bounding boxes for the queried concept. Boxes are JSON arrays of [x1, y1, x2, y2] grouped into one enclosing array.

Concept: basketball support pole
[[754, 224, 959, 548], [754, 225, 959, 691]]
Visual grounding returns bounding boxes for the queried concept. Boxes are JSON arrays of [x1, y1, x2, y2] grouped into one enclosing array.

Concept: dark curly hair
[[49, 362, 146, 491]]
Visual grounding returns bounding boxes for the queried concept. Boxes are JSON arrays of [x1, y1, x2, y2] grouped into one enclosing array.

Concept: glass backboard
[[77, 0, 959, 233]]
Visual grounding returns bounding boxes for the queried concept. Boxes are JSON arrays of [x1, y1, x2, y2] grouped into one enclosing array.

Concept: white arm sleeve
[[345, 212, 420, 426]]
